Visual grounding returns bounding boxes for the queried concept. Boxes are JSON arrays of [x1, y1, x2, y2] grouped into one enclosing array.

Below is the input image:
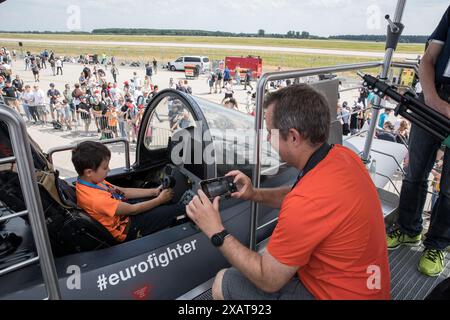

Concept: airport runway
[[0, 37, 420, 59]]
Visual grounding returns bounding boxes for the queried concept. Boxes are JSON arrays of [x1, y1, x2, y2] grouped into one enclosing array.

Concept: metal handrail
[[252, 61, 384, 250], [371, 148, 406, 175], [0, 210, 29, 223], [376, 172, 401, 195], [336, 105, 373, 121], [0, 156, 16, 165], [0, 257, 40, 277], [344, 130, 369, 141], [339, 86, 365, 93], [0, 103, 61, 299], [391, 61, 419, 74], [47, 137, 131, 171]]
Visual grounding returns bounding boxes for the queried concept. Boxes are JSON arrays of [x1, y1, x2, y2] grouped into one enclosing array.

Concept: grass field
[[0, 33, 425, 54], [3, 41, 383, 72]]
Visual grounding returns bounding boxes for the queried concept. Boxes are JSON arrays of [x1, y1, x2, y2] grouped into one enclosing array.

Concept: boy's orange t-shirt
[[267, 145, 391, 300], [76, 180, 129, 242]]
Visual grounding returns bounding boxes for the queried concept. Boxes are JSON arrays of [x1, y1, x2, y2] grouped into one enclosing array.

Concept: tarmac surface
[[0, 37, 420, 59]]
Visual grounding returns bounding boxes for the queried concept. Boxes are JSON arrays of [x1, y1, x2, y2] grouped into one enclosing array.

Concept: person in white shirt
[[56, 58, 63, 75], [245, 91, 252, 113], [21, 85, 35, 122], [33, 85, 47, 123], [133, 87, 144, 105], [169, 77, 176, 89], [133, 72, 142, 88], [109, 84, 118, 105]]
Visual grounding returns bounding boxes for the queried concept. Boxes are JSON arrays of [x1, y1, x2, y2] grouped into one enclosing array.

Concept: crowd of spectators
[[0, 47, 201, 144]]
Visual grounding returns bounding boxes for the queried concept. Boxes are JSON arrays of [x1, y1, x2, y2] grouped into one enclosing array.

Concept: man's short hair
[[264, 84, 330, 145], [72, 141, 111, 176]]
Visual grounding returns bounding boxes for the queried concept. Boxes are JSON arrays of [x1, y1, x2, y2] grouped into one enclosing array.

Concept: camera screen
[[204, 180, 229, 198], [201, 177, 236, 199]]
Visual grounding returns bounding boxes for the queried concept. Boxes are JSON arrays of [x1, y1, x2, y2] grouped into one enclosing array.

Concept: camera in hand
[[200, 176, 237, 200]]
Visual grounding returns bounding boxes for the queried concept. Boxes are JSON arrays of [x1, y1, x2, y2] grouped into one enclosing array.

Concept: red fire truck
[[225, 56, 263, 80]]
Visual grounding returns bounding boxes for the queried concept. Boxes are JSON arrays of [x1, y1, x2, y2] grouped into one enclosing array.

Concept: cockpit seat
[[42, 178, 119, 256], [0, 169, 118, 257]]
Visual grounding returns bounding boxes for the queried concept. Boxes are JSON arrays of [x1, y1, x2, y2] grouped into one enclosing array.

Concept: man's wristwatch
[[210, 229, 230, 247]]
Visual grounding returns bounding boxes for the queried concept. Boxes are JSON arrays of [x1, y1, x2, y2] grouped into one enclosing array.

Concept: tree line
[[0, 29, 429, 43], [92, 29, 428, 43], [329, 34, 428, 43], [91, 28, 319, 39]]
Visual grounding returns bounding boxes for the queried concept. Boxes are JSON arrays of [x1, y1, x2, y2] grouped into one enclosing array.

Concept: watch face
[[211, 234, 223, 247]]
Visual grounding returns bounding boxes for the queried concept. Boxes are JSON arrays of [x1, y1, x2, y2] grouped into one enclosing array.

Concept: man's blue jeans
[[118, 121, 127, 139], [397, 91, 450, 250]]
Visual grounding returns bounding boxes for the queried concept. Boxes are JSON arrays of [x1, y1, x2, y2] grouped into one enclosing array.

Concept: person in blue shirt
[[378, 108, 393, 128], [367, 91, 376, 108], [387, 6, 450, 277], [223, 66, 231, 84]]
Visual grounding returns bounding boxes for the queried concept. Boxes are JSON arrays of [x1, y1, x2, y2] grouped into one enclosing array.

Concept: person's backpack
[[127, 103, 138, 120], [217, 70, 223, 80], [88, 95, 98, 108], [52, 120, 62, 130], [136, 95, 145, 107]]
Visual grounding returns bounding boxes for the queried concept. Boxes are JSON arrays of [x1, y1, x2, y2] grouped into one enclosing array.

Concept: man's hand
[[157, 188, 174, 204], [186, 190, 224, 239], [226, 170, 256, 201], [425, 95, 450, 119]]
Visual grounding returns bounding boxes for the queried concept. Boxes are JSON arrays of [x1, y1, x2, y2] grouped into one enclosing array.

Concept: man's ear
[[289, 128, 302, 146]]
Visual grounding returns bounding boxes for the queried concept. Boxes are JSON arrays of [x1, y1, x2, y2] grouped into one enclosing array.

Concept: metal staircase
[[389, 245, 450, 300]]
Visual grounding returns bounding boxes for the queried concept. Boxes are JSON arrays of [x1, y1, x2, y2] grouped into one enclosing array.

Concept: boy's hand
[[158, 188, 174, 204], [154, 186, 162, 197]]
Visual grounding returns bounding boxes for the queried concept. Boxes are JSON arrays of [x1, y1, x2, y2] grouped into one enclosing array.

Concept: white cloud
[[0, 0, 447, 36]]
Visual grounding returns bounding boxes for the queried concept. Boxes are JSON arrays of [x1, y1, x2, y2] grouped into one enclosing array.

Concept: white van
[[168, 56, 210, 72]]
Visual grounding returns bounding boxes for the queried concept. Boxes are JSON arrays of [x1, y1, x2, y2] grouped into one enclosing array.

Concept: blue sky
[[0, 0, 447, 36]]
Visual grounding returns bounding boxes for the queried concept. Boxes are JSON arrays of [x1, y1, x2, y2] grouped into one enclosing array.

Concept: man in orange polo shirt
[[187, 84, 391, 300], [72, 141, 185, 242]]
